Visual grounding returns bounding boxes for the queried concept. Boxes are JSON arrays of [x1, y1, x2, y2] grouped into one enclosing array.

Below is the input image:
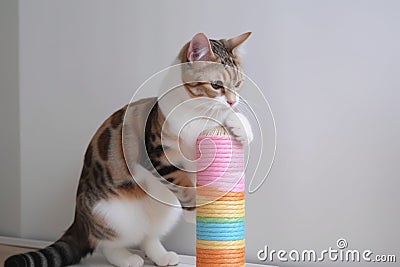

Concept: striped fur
[[5, 32, 252, 267], [5, 219, 92, 266]]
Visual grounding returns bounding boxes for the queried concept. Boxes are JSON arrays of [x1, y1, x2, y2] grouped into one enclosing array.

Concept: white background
[[1, 0, 399, 266]]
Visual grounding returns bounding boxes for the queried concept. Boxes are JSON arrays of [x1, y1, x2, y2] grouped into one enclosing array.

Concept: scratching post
[[196, 126, 245, 266]]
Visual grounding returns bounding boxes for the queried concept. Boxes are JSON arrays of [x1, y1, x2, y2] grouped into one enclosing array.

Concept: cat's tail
[[4, 215, 94, 267]]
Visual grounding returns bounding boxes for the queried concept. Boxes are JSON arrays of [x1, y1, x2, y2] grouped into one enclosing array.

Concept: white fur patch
[[93, 164, 183, 248]]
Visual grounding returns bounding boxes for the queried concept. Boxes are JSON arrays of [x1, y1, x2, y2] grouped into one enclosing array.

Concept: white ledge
[[0, 236, 276, 266]]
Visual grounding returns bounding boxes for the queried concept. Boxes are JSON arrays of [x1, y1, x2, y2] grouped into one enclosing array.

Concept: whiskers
[[234, 94, 253, 115], [184, 97, 229, 134]]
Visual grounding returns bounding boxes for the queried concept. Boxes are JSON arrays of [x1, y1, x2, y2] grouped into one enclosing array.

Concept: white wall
[[0, 0, 20, 237], [1, 0, 399, 266]]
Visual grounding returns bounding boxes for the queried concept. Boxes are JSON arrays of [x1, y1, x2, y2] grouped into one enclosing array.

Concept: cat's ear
[[187, 33, 214, 62], [228, 32, 252, 55]]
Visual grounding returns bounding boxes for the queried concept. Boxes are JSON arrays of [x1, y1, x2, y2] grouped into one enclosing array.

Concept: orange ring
[[197, 248, 245, 255]]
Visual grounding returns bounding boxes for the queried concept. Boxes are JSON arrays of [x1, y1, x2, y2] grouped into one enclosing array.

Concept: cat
[[5, 32, 253, 267]]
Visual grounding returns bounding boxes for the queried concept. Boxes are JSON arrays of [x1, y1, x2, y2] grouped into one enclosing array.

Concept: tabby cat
[[5, 32, 253, 267]]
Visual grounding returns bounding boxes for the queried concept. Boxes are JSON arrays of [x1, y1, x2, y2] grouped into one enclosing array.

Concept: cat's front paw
[[153, 251, 179, 266], [123, 255, 145, 267], [225, 112, 253, 144], [104, 252, 144, 267], [102, 247, 145, 267]]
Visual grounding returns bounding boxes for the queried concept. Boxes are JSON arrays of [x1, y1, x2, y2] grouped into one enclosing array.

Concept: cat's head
[[179, 32, 251, 108]]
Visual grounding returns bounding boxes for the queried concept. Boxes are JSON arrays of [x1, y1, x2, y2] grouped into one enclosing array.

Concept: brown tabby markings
[[71, 106, 138, 244], [71, 98, 195, 249], [209, 39, 242, 86], [84, 144, 92, 167], [110, 108, 125, 129], [97, 128, 111, 161], [210, 39, 235, 67], [144, 102, 195, 210], [90, 214, 117, 240]]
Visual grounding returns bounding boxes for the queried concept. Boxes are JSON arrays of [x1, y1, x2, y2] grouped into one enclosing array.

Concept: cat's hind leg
[[141, 236, 179, 266], [102, 246, 144, 267]]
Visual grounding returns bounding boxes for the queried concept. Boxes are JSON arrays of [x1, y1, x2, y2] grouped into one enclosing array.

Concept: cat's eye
[[211, 80, 223, 90]]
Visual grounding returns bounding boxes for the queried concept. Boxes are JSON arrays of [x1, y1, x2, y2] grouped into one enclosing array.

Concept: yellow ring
[[196, 239, 245, 250]]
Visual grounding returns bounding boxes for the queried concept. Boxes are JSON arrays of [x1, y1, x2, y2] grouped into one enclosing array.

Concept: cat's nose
[[227, 100, 236, 106]]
